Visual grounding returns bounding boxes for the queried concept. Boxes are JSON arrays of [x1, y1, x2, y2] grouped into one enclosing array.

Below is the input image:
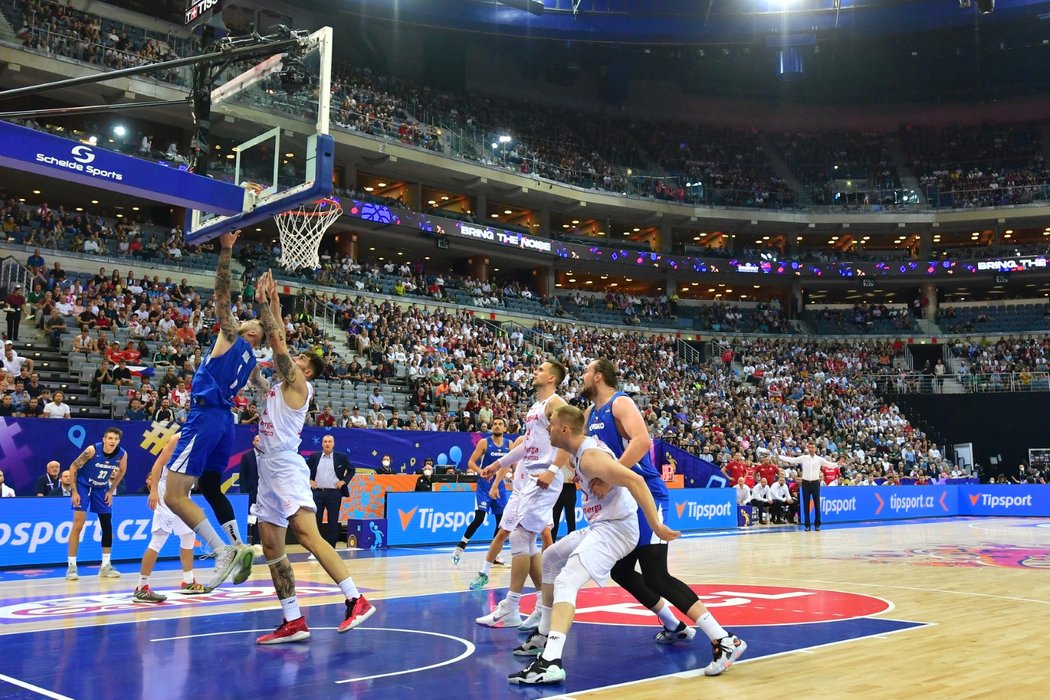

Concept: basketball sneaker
[[98, 564, 121, 578], [703, 634, 747, 676], [257, 617, 311, 645], [133, 585, 167, 603], [179, 581, 208, 595], [508, 656, 565, 685], [513, 632, 547, 656], [203, 544, 243, 591], [517, 608, 542, 633], [231, 545, 255, 584], [337, 596, 376, 633], [65, 564, 78, 581], [451, 547, 464, 565], [493, 557, 507, 567], [655, 621, 696, 644], [476, 599, 524, 628], [468, 571, 489, 591]]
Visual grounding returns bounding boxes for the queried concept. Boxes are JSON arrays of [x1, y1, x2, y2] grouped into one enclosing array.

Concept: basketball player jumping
[[251, 270, 374, 644], [133, 431, 208, 602], [509, 405, 679, 685], [473, 360, 570, 629], [164, 231, 267, 591], [572, 359, 746, 676]]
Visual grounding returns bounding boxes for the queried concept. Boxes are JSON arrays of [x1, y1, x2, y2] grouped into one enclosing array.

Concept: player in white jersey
[[473, 360, 570, 629], [251, 271, 375, 645], [132, 431, 208, 603], [508, 405, 679, 685]]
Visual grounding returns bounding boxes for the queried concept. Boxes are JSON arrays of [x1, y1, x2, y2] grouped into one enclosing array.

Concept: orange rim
[[275, 198, 342, 217]]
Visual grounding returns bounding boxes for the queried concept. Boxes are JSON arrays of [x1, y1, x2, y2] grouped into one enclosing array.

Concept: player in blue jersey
[[575, 359, 746, 676], [453, 417, 513, 565], [65, 427, 128, 581], [164, 231, 269, 592]]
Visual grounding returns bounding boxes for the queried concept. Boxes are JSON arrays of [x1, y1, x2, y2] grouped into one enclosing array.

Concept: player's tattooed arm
[[215, 231, 241, 343], [248, 366, 269, 394], [67, 445, 95, 482], [274, 352, 305, 387], [268, 557, 296, 600]]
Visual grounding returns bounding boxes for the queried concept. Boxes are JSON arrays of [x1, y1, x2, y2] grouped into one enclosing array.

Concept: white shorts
[[152, 479, 193, 536], [544, 517, 639, 586], [500, 468, 563, 534], [250, 450, 315, 529]]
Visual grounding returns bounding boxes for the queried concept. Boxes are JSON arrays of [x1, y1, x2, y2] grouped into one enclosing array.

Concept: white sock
[[182, 571, 195, 584], [538, 604, 552, 636], [655, 602, 680, 631], [193, 520, 225, 550], [221, 520, 242, 545], [506, 590, 522, 612], [102, 552, 111, 567], [338, 577, 360, 600], [541, 631, 566, 662], [481, 560, 493, 576], [68, 557, 76, 567], [279, 596, 302, 622], [695, 612, 729, 641], [138, 575, 149, 588]]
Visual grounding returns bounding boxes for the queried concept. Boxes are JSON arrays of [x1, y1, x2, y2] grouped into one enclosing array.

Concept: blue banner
[[813, 485, 958, 524], [385, 491, 496, 546], [665, 489, 737, 530], [0, 494, 248, 567], [656, 442, 727, 489], [959, 485, 1050, 516], [0, 418, 481, 496]]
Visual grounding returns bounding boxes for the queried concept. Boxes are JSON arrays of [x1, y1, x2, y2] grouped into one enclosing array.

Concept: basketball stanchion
[[273, 198, 343, 270]]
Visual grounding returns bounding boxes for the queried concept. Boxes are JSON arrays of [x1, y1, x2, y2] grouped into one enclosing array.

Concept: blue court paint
[[0, 588, 925, 699]]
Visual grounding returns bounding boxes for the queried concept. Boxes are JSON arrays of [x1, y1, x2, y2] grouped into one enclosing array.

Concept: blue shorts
[[476, 491, 508, 515], [166, 407, 235, 478], [73, 481, 111, 514], [634, 498, 668, 547]]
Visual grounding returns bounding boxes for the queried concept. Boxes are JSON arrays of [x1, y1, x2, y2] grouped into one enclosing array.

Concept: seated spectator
[[124, 398, 147, 421], [751, 477, 774, 524], [43, 390, 71, 419], [769, 475, 795, 523], [49, 470, 74, 497]]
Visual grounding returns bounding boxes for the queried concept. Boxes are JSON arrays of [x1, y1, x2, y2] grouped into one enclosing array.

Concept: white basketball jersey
[[573, 436, 638, 524], [258, 381, 314, 453], [521, 394, 559, 470]]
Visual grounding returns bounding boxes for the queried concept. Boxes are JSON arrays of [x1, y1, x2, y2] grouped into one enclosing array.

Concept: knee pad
[[148, 530, 170, 553], [552, 555, 591, 607], [509, 527, 533, 557], [179, 532, 196, 550], [98, 513, 113, 548]]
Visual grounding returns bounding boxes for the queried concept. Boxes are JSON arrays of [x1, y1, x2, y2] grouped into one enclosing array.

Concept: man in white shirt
[[43, 391, 71, 419], [0, 469, 15, 497], [750, 478, 774, 524], [776, 443, 842, 532], [735, 477, 751, 506], [769, 476, 794, 524], [346, 406, 367, 428]]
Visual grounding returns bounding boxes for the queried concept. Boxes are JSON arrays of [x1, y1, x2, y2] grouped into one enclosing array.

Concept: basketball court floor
[[0, 516, 1046, 699]]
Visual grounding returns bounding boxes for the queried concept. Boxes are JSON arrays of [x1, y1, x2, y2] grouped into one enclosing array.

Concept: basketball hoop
[[273, 198, 342, 270]]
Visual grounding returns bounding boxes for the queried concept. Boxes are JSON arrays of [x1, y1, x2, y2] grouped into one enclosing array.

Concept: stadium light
[[113, 125, 127, 137]]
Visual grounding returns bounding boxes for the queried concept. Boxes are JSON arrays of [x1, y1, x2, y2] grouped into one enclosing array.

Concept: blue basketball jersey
[[587, 392, 668, 501], [191, 336, 257, 409], [476, 434, 514, 502], [79, 442, 126, 487]]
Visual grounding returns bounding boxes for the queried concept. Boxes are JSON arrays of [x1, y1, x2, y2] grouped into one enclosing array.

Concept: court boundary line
[[0, 672, 75, 700]]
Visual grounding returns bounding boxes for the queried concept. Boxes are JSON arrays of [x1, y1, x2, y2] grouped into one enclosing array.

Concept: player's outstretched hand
[[654, 524, 681, 542], [220, 230, 241, 249]]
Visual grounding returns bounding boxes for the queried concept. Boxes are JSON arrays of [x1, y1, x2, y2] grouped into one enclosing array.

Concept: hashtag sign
[[140, 421, 179, 455]]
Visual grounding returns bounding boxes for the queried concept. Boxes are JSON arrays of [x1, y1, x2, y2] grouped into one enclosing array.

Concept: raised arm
[[255, 270, 304, 389], [777, 453, 804, 465], [213, 230, 242, 350]]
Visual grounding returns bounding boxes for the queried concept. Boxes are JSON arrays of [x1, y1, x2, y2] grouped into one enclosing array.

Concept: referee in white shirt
[[776, 443, 842, 531]]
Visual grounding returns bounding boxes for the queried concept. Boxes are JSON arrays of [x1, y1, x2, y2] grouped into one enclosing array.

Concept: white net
[[273, 199, 342, 270]]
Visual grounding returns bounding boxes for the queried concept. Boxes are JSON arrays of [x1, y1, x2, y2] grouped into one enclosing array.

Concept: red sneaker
[[256, 617, 311, 645], [337, 596, 376, 633]]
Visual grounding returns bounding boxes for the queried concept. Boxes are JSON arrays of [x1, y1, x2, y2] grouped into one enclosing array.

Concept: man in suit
[[239, 435, 261, 546], [306, 435, 356, 549]]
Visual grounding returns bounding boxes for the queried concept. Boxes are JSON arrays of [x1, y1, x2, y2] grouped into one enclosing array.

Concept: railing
[[677, 337, 702, 367], [0, 255, 31, 294], [868, 371, 1050, 394]]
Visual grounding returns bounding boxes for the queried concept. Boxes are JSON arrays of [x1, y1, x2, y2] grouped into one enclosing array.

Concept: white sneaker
[[703, 634, 747, 676], [66, 564, 79, 581], [475, 599, 524, 628], [513, 632, 547, 656], [251, 544, 264, 558], [204, 544, 243, 591], [517, 608, 542, 632], [655, 622, 696, 644], [98, 564, 121, 579], [451, 547, 464, 565]]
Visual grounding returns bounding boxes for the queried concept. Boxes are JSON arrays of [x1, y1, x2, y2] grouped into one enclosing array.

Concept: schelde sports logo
[[675, 501, 733, 520], [396, 506, 475, 533], [970, 493, 1034, 509], [35, 145, 123, 181]]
